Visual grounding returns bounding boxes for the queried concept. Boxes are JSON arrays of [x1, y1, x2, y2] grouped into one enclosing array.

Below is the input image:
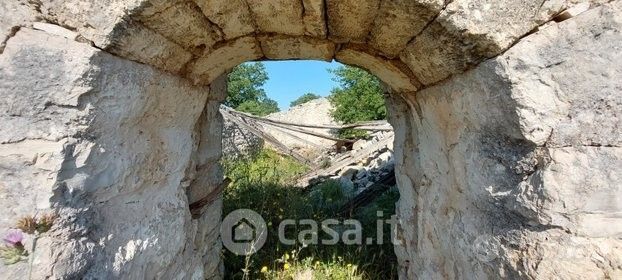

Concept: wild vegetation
[[327, 66, 386, 138], [222, 150, 399, 280], [328, 66, 386, 124], [226, 62, 280, 116], [222, 62, 396, 279], [290, 93, 321, 107]]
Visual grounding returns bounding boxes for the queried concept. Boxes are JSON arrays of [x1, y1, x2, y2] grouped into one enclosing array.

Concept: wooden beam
[[222, 105, 393, 131]]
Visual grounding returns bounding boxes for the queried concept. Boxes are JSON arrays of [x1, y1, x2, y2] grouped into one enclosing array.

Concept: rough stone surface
[[0, 1, 36, 53], [33, 0, 143, 47], [400, 0, 567, 85], [260, 36, 335, 61], [189, 36, 263, 85], [336, 47, 420, 92], [246, 0, 305, 35], [368, 0, 445, 57], [388, 3, 622, 278], [499, 4, 622, 147], [0, 27, 224, 279], [108, 24, 194, 74], [264, 98, 338, 155], [194, 0, 256, 40], [0, 28, 97, 279], [302, 0, 327, 37], [326, 0, 381, 43], [136, 1, 222, 54], [221, 118, 264, 159]]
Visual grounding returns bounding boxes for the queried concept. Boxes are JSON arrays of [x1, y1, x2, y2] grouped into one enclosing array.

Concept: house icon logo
[[233, 218, 257, 243], [221, 209, 267, 255]]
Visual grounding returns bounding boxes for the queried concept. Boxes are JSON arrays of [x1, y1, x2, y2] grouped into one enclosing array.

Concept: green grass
[[222, 149, 399, 280]]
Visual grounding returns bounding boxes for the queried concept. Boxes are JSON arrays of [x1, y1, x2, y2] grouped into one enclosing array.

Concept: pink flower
[[3, 230, 24, 247]]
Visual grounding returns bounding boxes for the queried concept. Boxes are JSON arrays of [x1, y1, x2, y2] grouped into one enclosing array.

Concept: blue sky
[[262, 60, 343, 110]]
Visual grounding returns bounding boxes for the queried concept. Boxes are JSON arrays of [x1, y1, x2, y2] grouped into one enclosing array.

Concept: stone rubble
[[325, 131, 395, 194]]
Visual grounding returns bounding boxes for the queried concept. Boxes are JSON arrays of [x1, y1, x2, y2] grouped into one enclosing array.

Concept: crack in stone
[[0, 26, 21, 55], [404, 0, 603, 91], [254, 36, 267, 60], [300, 0, 307, 33], [321, 0, 330, 39], [363, 0, 385, 44], [240, 0, 261, 35], [300, 0, 328, 39], [135, 1, 224, 56], [0, 137, 63, 145], [395, 0, 455, 58], [188, 0, 225, 41]]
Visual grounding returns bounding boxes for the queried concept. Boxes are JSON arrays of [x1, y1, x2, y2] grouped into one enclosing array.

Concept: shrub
[[290, 93, 321, 107], [328, 66, 387, 124], [221, 149, 399, 280]]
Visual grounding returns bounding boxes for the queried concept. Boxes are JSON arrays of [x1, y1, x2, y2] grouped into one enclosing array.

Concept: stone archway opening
[[217, 59, 401, 279], [2, 0, 621, 279]]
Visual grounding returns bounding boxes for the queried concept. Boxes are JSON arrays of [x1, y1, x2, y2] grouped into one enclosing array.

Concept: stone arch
[[1, 0, 621, 279], [36, 0, 568, 90]]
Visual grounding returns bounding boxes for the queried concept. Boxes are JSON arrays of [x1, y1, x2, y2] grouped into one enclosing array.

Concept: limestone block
[[33, 22, 79, 40], [188, 36, 263, 85], [326, 0, 381, 43], [1, 26, 223, 279], [336, 47, 420, 92], [0, 29, 97, 143], [108, 24, 193, 74], [0, 28, 99, 279], [389, 3, 622, 278], [195, 0, 256, 39], [400, 0, 567, 85], [259, 36, 335, 61], [537, 147, 622, 237], [0, 0, 36, 53], [498, 1, 622, 147], [77, 49, 212, 279], [136, 1, 222, 54], [134, 0, 183, 17], [246, 0, 305, 35], [209, 73, 230, 101], [35, 0, 142, 47], [302, 0, 326, 37], [368, 0, 445, 57]]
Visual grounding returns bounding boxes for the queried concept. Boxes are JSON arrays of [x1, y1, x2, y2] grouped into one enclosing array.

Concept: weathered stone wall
[[265, 98, 338, 154], [0, 26, 225, 278], [221, 117, 264, 159], [388, 2, 622, 278]]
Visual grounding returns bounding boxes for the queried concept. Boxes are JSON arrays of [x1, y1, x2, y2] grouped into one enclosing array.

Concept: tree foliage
[[226, 62, 280, 116], [236, 99, 280, 117], [290, 93, 321, 107], [328, 66, 386, 124]]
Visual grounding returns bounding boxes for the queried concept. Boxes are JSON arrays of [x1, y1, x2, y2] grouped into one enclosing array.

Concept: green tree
[[236, 99, 279, 117], [225, 62, 269, 108], [328, 66, 386, 124], [290, 93, 321, 107]]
